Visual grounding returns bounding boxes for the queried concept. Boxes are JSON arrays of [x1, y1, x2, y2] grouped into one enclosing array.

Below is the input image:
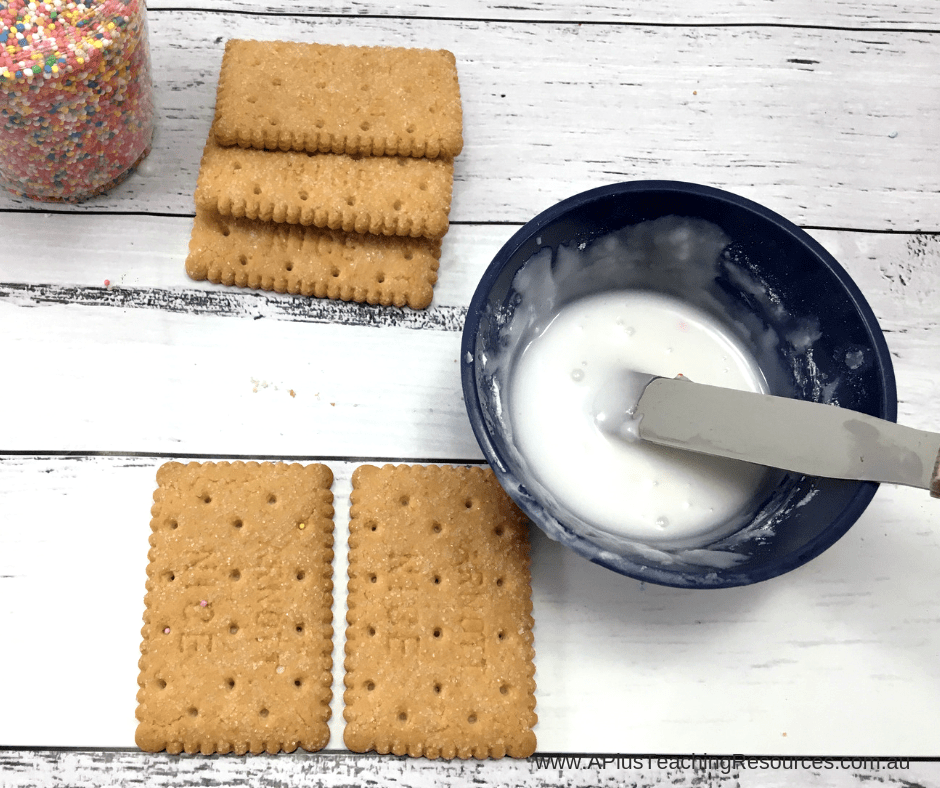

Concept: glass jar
[[0, 0, 154, 202]]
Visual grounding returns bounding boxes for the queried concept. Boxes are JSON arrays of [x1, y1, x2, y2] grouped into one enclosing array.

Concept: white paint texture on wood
[[0, 13, 938, 229], [0, 749, 937, 788], [142, 0, 940, 30], [0, 456, 939, 755], [1, 219, 938, 454], [2, 0, 940, 782]]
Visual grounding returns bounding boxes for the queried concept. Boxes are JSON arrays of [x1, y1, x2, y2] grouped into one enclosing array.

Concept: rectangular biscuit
[[186, 207, 441, 309], [194, 135, 453, 240], [136, 461, 335, 755], [344, 464, 537, 759], [213, 39, 463, 159]]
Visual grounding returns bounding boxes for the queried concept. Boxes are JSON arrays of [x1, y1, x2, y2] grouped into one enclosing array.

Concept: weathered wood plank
[[143, 0, 940, 30], [1, 14, 937, 229], [2, 0, 939, 771], [1, 456, 939, 754], [0, 749, 937, 788], [1, 218, 938, 453]]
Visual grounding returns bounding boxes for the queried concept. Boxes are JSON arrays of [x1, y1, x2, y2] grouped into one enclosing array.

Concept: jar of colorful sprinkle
[[0, 0, 154, 202]]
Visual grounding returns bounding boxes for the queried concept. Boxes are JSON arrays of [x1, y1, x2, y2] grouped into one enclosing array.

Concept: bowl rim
[[460, 179, 898, 589]]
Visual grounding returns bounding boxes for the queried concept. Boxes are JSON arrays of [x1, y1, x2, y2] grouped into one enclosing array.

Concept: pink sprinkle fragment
[[163, 627, 170, 634], [104, 279, 110, 287], [200, 600, 207, 607]]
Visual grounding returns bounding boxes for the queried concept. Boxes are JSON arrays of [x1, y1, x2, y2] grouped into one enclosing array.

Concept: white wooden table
[[2, 2, 939, 786]]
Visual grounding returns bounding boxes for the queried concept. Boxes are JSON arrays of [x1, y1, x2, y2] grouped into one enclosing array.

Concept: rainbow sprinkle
[[0, 0, 154, 201]]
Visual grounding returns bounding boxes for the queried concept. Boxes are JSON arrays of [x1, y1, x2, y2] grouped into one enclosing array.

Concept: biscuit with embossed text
[[135, 461, 334, 755], [344, 464, 537, 759]]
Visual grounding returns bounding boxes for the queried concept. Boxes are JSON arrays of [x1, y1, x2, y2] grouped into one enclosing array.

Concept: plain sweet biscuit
[[194, 135, 453, 240], [186, 207, 441, 309], [136, 461, 335, 755], [213, 39, 463, 159], [344, 464, 537, 759]]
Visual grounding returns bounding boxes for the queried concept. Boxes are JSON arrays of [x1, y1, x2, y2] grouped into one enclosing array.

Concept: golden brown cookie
[[213, 39, 463, 159], [136, 461, 335, 755], [193, 135, 454, 240], [186, 207, 441, 309], [344, 464, 537, 759]]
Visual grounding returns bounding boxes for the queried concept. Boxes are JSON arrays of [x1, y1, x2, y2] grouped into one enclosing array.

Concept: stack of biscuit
[[186, 39, 464, 310]]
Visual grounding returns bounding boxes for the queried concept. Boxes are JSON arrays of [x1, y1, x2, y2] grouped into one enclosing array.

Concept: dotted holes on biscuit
[[360, 121, 370, 132], [366, 519, 378, 533], [294, 678, 303, 688], [253, 184, 262, 195], [392, 200, 402, 212], [221, 225, 231, 238], [229, 624, 239, 635], [260, 708, 270, 718], [367, 626, 376, 637], [433, 627, 442, 639], [331, 266, 340, 279], [295, 623, 305, 635], [468, 713, 478, 724], [365, 680, 375, 692], [232, 518, 244, 530], [285, 261, 294, 272], [166, 519, 178, 531], [499, 684, 510, 695], [238, 254, 248, 267], [376, 272, 385, 284], [431, 521, 443, 534], [433, 682, 442, 695], [298, 189, 309, 202], [156, 678, 167, 690], [399, 494, 410, 506], [497, 629, 505, 642], [226, 678, 236, 690], [406, 124, 417, 135], [296, 570, 306, 581]]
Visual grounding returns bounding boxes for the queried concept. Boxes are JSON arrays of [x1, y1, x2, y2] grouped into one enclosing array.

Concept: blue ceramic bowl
[[461, 181, 896, 588]]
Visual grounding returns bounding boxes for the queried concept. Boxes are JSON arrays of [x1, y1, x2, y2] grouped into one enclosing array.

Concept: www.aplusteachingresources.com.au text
[[531, 756, 912, 774]]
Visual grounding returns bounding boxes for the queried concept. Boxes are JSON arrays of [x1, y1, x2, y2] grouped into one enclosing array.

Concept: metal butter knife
[[631, 377, 940, 498]]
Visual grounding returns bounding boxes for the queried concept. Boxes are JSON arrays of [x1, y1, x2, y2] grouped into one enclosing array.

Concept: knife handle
[[932, 448, 940, 498]]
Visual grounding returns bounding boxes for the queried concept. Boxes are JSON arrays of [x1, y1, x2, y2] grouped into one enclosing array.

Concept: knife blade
[[633, 376, 940, 497]]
